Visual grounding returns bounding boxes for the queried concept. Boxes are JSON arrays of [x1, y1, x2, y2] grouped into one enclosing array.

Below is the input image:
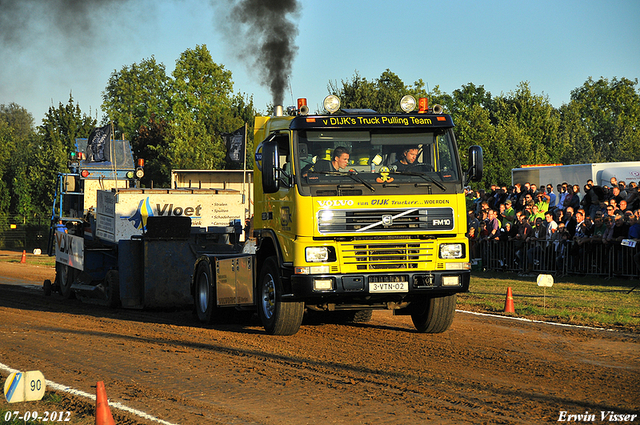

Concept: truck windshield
[[295, 129, 460, 194]]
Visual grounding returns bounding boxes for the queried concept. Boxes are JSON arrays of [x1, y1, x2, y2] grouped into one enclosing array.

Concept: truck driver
[[391, 147, 419, 171]]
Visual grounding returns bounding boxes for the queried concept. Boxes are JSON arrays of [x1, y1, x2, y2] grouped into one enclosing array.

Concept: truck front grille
[[318, 208, 454, 234], [342, 241, 435, 271]]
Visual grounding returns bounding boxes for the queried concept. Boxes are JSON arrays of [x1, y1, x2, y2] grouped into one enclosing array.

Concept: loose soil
[[0, 252, 638, 424]]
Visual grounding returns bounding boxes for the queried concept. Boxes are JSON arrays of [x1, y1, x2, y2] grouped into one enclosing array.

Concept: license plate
[[369, 281, 409, 293]]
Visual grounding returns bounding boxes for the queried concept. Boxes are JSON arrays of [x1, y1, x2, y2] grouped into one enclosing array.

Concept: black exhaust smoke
[[216, 0, 301, 107], [0, 0, 130, 49]]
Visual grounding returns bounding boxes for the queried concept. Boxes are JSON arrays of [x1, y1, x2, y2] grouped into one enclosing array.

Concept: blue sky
[[1, 0, 639, 124]]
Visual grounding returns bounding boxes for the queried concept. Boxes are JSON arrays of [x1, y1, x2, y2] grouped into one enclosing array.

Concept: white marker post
[[536, 274, 554, 312], [4, 370, 46, 403]]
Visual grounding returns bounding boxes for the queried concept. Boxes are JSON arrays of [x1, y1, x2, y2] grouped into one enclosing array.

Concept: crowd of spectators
[[466, 176, 640, 276]]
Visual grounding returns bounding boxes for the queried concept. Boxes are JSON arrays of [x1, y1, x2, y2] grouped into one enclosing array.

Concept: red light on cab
[[418, 97, 428, 113], [81, 170, 89, 178], [137, 158, 145, 167]]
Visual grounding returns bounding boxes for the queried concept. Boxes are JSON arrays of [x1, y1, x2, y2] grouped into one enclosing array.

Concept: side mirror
[[262, 136, 280, 193], [468, 145, 483, 183]]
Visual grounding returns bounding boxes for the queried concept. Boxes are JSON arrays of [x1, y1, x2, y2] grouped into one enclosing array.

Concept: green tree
[[327, 71, 376, 112], [40, 93, 96, 152], [102, 56, 174, 186], [328, 69, 428, 113], [557, 101, 596, 164], [33, 95, 96, 213], [0, 118, 15, 215], [0, 103, 37, 218], [452, 104, 496, 187], [0, 103, 34, 142], [446, 84, 495, 187], [170, 45, 244, 170], [488, 118, 534, 186], [101, 47, 254, 186], [101, 56, 172, 151], [566, 77, 640, 162], [448, 83, 493, 119], [493, 82, 560, 166], [136, 113, 172, 187]]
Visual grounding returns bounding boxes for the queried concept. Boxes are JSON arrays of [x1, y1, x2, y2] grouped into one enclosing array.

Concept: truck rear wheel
[[411, 294, 456, 333], [104, 270, 121, 308], [56, 263, 75, 299], [258, 257, 304, 335], [194, 259, 219, 324], [43, 279, 52, 296]]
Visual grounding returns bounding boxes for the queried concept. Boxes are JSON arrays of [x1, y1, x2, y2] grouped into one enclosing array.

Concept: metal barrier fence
[[475, 239, 640, 279], [0, 215, 49, 251]]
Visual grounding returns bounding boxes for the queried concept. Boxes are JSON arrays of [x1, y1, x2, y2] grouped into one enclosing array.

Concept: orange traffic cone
[[95, 381, 115, 425], [20, 250, 26, 264], [504, 287, 515, 313]]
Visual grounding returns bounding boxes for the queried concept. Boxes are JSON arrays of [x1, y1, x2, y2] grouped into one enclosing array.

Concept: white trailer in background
[[47, 133, 248, 309], [511, 162, 640, 189], [171, 169, 254, 221], [95, 188, 245, 242]]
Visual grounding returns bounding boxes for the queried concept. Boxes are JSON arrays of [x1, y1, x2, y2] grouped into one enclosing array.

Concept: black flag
[[224, 125, 245, 163], [86, 123, 112, 162]]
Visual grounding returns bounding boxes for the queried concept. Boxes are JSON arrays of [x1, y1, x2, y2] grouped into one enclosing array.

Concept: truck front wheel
[[258, 257, 304, 335], [56, 263, 75, 299], [411, 294, 456, 333]]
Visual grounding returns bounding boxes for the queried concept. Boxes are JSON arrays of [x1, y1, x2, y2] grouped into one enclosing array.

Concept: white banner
[[54, 231, 84, 271]]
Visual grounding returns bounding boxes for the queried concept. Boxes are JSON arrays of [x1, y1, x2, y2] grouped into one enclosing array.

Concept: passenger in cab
[[303, 147, 350, 175]]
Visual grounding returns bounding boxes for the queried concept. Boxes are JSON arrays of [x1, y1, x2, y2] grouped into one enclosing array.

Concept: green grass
[[0, 389, 97, 425], [0, 393, 68, 424], [0, 252, 55, 267], [461, 271, 640, 333]]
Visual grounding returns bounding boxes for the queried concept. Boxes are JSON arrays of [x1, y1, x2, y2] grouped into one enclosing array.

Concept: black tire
[[347, 309, 373, 323], [43, 279, 52, 296], [56, 263, 75, 299], [104, 270, 121, 308], [331, 309, 373, 324], [194, 259, 219, 324], [411, 294, 456, 333], [257, 257, 304, 335]]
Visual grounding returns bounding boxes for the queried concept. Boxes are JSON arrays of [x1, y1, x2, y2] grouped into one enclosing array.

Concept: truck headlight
[[400, 95, 416, 112], [439, 243, 464, 259], [305, 246, 335, 262], [323, 95, 341, 114]]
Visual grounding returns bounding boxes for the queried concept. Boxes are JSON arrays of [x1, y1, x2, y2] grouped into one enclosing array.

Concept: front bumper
[[287, 270, 470, 302]]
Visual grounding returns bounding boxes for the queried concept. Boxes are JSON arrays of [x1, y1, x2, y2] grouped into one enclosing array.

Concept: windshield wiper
[[311, 171, 375, 192], [390, 171, 446, 191]]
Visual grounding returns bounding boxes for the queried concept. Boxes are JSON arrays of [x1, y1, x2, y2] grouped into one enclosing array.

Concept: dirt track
[[0, 256, 638, 424]]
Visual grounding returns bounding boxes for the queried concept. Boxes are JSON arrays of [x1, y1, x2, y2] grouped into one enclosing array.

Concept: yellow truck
[[193, 95, 483, 335]]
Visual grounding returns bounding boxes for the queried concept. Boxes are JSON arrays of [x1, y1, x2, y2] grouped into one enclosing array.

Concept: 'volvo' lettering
[[317, 199, 354, 207]]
